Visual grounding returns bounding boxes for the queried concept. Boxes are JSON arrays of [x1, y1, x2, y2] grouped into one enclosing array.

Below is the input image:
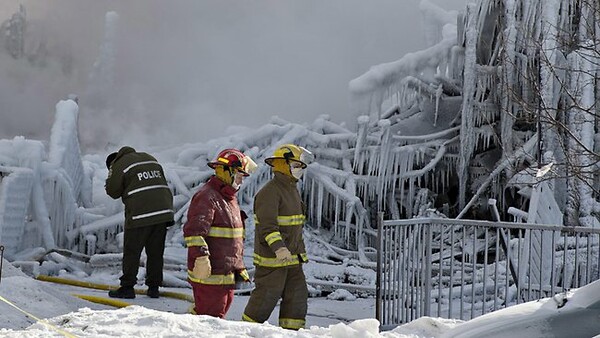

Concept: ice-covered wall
[[0, 99, 93, 256], [0, 138, 48, 256], [0, 167, 33, 257], [48, 99, 87, 205], [348, 0, 600, 225]]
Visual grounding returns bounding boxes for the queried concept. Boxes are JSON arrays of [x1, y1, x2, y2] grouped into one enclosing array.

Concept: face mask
[[231, 171, 244, 190], [291, 167, 304, 180]]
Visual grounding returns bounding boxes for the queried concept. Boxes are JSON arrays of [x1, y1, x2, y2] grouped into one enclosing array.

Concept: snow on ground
[[0, 257, 460, 337], [0, 304, 458, 338], [3, 256, 600, 337]]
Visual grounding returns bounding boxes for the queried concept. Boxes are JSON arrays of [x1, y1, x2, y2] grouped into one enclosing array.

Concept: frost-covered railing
[[376, 217, 600, 328]]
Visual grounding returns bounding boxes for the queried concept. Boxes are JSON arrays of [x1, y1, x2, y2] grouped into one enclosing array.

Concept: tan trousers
[[242, 264, 308, 330]]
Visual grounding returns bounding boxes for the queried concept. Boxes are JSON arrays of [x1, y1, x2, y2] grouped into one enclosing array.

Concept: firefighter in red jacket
[[183, 149, 257, 318], [242, 144, 313, 330]]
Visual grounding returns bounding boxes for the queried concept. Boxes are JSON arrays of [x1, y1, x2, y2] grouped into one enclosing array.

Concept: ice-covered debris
[[327, 289, 357, 301], [1, 259, 28, 278]]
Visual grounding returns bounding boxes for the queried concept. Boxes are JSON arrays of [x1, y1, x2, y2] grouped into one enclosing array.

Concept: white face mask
[[231, 172, 244, 190], [291, 167, 304, 180]]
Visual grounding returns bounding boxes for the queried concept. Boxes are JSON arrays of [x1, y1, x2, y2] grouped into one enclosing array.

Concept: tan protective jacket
[[253, 172, 307, 267]]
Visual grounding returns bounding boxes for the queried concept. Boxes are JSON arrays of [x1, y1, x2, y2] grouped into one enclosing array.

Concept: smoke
[[0, 0, 466, 151]]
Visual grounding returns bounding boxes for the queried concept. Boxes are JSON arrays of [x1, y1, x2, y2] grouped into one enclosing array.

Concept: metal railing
[[376, 215, 600, 329], [0, 245, 4, 284]]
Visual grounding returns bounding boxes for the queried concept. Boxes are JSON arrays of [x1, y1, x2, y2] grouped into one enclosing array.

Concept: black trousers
[[120, 223, 168, 288]]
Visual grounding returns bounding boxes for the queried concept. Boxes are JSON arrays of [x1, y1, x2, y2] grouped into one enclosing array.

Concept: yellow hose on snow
[[71, 293, 131, 308], [36, 275, 194, 304], [37, 274, 113, 291]]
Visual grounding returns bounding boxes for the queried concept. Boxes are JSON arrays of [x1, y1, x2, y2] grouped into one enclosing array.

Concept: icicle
[[377, 120, 392, 209], [354, 116, 369, 173], [458, 3, 479, 210], [434, 84, 443, 127], [334, 197, 340, 237]]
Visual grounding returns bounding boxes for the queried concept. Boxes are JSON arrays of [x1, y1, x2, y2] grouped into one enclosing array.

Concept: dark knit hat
[[106, 152, 118, 169]]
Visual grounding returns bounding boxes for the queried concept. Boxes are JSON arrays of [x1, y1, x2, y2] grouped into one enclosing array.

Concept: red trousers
[[191, 283, 234, 318]]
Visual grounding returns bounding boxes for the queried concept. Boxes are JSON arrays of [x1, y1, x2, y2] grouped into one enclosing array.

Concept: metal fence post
[[376, 212, 383, 325], [423, 223, 432, 316], [0, 245, 4, 285]]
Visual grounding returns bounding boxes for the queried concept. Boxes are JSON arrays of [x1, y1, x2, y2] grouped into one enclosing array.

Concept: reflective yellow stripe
[[208, 227, 244, 238], [265, 232, 282, 245], [239, 269, 250, 281], [187, 270, 235, 285], [279, 318, 305, 330], [252, 253, 308, 267], [277, 214, 305, 226], [184, 236, 207, 247], [188, 305, 197, 315], [242, 313, 257, 322], [217, 157, 231, 165], [254, 214, 305, 226]]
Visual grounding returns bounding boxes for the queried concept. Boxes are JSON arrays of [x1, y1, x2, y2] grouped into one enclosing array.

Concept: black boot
[[147, 286, 160, 298], [108, 286, 135, 299]]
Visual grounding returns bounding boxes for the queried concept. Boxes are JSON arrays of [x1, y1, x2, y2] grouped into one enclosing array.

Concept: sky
[[0, 0, 466, 150]]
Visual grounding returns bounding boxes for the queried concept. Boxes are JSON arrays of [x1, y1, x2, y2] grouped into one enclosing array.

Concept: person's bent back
[[105, 146, 174, 299], [106, 146, 173, 228]]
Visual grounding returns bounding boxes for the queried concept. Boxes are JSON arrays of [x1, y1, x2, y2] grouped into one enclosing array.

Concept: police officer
[[105, 146, 174, 299], [242, 144, 313, 330]]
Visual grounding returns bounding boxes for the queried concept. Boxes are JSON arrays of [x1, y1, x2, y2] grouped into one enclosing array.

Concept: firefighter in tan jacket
[[242, 144, 313, 330]]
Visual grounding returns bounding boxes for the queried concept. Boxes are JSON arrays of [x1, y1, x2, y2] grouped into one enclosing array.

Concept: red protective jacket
[[183, 176, 249, 286]]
